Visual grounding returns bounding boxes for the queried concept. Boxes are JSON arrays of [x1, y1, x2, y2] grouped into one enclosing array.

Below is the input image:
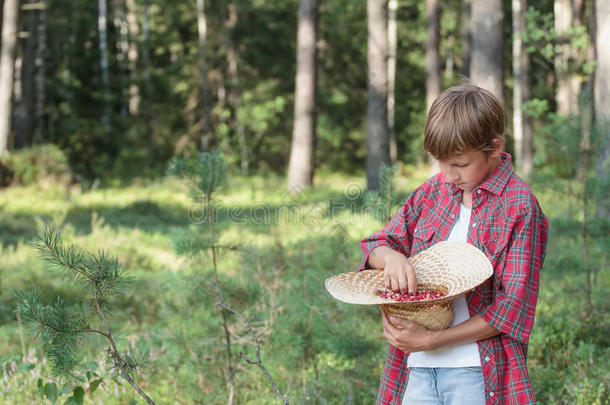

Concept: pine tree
[[168, 150, 288, 405], [16, 226, 155, 405]]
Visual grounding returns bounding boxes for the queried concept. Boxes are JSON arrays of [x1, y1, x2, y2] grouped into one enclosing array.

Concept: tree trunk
[[113, 0, 128, 122], [225, 2, 248, 175], [555, 0, 580, 115], [426, 0, 441, 113], [513, 0, 533, 177], [287, 0, 319, 190], [387, 0, 397, 163], [34, 0, 45, 143], [15, 1, 37, 149], [461, 0, 472, 77], [126, 0, 139, 115], [98, 0, 112, 166], [366, 0, 389, 192], [594, 0, 609, 219], [197, 0, 212, 151], [471, 0, 504, 104], [142, 0, 152, 137], [0, 0, 19, 156], [12, 39, 20, 151]]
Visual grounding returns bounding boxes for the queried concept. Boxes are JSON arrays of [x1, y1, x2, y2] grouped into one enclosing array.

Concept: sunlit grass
[[0, 168, 607, 404]]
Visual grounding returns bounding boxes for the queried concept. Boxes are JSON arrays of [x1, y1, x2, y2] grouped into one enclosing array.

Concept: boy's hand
[[383, 250, 417, 294]]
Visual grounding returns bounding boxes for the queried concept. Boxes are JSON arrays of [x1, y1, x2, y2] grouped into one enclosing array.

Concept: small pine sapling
[[168, 151, 287, 404], [15, 226, 155, 405]]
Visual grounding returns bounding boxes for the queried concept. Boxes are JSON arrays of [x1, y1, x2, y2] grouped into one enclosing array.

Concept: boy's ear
[[490, 138, 504, 159]]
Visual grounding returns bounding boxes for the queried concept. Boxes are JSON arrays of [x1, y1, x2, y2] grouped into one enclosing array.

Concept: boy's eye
[[454, 164, 467, 168]]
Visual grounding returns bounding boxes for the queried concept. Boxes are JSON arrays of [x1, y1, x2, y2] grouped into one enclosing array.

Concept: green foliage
[[167, 150, 227, 197], [523, 6, 591, 76], [2, 168, 607, 403], [13, 225, 154, 403], [31, 227, 130, 314], [15, 292, 86, 378], [0, 145, 71, 187]]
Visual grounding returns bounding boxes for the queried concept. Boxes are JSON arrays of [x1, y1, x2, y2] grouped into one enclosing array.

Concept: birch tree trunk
[[555, 0, 579, 115], [461, 0, 472, 77], [512, 0, 532, 177], [426, 0, 441, 175], [471, 0, 504, 104], [197, 0, 212, 151], [287, 0, 319, 190], [426, 0, 441, 113], [595, 0, 609, 219], [387, 0, 397, 163], [366, 0, 389, 192], [126, 0, 139, 115], [0, 0, 19, 155]]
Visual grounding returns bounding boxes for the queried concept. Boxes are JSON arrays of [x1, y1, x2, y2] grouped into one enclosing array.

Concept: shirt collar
[[441, 151, 514, 197], [478, 152, 513, 196]]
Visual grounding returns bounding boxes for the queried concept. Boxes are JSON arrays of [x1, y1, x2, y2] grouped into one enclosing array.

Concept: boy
[[358, 83, 549, 404]]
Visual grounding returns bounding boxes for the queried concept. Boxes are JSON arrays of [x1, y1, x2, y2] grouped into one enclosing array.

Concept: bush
[[0, 144, 72, 187]]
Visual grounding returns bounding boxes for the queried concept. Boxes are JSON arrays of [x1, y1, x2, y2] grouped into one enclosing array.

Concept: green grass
[[0, 169, 608, 404]]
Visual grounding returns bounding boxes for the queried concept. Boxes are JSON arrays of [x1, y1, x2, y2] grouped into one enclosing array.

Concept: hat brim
[[325, 241, 493, 305]]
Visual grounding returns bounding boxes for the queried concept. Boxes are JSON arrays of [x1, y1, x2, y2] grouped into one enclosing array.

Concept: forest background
[[0, 0, 608, 404]]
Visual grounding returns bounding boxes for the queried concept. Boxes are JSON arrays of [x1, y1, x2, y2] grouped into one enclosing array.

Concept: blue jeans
[[401, 367, 486, 405]]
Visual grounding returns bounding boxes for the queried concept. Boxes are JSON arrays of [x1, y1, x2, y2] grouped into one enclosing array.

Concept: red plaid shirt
[[358, 153, 549, 405]]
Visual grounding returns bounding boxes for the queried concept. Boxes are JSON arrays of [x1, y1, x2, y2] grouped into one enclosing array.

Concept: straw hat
[[325, 241, 493, 330]]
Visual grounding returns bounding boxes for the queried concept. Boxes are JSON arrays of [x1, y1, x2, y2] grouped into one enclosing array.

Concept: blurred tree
[[0, 0, 18, 155], [554, 0, 581, 115], [388, 0, 397, 162], [126, 0, 139, 115], [222, 1, 248, 175], [98, 0, 112, 166], [471, 0, 504, 104], [366, 0, 389, 191], [512, 0, 534, 177], [594, 0, 609, 218], [14, 0, 38, 149], [425, 0, 440, 175], [425, 0, 440, 114], [287, 0, 319, 190], [461, 0, 472, 77], [34, 0, 45, 144], [197, 0, 212, 151]]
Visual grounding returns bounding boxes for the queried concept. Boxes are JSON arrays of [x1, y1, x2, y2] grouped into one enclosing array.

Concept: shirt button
[[477, 189, 482, 194], [489, 392, 495, 397], [484, 356, 490, 362], [471, 222, 477, 228], [451, 214, 455, 218]]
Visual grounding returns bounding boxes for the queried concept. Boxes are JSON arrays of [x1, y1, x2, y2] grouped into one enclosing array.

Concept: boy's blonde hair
[[424, 83, 505, 160]]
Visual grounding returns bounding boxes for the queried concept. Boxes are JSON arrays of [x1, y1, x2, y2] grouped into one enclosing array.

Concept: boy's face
[[437, 141, 504, 194]]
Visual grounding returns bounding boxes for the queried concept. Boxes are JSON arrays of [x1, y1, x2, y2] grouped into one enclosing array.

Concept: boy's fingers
[[406, 264, 417, 294], [397, 271, 408, 294]]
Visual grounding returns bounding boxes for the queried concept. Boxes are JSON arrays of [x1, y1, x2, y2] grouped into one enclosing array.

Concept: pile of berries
[[379, 290, 445, 302]]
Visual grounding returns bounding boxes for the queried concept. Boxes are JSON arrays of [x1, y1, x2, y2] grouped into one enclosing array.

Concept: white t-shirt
[[407, 203, 482, 368]]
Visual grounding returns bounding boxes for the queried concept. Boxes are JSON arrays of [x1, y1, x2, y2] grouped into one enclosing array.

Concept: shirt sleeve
[[479, 203, 549, 343], [356, 181, 430, 272]]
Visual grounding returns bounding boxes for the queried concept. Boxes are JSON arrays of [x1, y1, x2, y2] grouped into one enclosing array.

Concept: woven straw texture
[[325, 241, 493, 330], [380, 301, 454, 330], [325, 241, 492, 305]]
